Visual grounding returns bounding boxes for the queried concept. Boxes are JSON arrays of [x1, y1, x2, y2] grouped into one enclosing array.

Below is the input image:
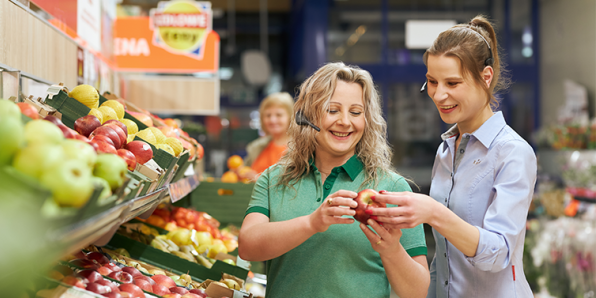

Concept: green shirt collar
[[309, 154, 364, 181]]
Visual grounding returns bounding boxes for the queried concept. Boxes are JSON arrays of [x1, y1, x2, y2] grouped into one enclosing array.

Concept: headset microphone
[[295, 111, 320, 132], [420, 81, 427, 93]]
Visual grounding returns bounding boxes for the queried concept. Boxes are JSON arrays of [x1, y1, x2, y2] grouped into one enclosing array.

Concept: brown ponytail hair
[[423, 15, 510, 109]]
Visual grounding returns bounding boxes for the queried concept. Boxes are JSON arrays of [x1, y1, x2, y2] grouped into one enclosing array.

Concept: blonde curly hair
[[276, 62, 395, 189]]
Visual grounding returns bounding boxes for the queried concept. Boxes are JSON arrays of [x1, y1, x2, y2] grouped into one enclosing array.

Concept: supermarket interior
[[1, 0, 595, 297]]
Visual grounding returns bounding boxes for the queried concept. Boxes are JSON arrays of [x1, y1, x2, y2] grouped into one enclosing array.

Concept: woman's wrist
[[428, 199, 444, 228]]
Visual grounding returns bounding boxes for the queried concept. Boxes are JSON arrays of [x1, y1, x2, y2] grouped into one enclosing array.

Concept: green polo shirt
[[245, 155, 427, 298]]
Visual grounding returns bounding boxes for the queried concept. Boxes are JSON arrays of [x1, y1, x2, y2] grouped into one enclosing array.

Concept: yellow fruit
[[136, 129, 157, 145], [120, 118, 139, 135], [88, 108, 103, 123], [101, 100, 125, 119], [165, 137, 183, 156], [167, 228, 192, 246], [70, 84, 99, 109], [227, 155, 243, 170], [127, 133, 136, 144], [157, 143, 175, 156], [207, 243, 228, 258], [98, 106, 118, 123], [148, 127, 166, 144], [221, 171, 238, 183]]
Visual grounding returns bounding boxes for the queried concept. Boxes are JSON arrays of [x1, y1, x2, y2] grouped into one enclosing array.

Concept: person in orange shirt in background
[[245, 92, 294, 174]]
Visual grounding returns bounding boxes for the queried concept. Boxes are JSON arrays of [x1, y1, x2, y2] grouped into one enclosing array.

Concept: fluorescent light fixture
[[405, 20, 456, 49]]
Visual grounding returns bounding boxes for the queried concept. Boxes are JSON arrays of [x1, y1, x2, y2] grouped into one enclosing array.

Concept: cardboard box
[[202, 279, 252, 298]]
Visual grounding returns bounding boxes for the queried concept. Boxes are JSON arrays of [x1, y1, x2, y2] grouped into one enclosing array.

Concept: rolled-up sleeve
[[245, 168, 271, 217], [465, 140, 537, 272]]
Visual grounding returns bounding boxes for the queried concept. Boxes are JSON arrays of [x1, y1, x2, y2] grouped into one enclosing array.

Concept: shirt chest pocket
[[463, 163, 495, 224]]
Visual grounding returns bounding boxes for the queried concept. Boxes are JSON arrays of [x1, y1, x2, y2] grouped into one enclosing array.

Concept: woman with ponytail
[[366, 16, 536, 297]]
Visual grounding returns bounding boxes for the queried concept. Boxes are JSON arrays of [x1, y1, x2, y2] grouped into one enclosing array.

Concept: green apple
[[93, 154, 127, 191], [61, 139, 97, 168], [91, 176, 113, 204], [24, 119, 64, 145], [0, 116, 25, 166], [0, 99, 21, 119], [40, 160, 94, 207], [13, 143, 65, 179]]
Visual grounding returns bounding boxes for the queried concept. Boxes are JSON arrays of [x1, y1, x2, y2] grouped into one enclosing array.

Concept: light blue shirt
[[427, 112, 536, 298]]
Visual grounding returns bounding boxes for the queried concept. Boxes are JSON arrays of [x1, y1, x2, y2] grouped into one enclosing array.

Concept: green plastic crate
[[187, 182, 255, 227]]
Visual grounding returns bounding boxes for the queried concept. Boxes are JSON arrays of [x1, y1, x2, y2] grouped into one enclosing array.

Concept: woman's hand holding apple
[[367, 191, 440, 229], [360, 219, 403, 255], [308, 190, 358, 233]]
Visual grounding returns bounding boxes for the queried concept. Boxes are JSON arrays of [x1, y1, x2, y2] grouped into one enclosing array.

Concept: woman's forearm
[[238, 215, 317, 261], [382, 250, 429, 298], [430, 204, 480, 257]]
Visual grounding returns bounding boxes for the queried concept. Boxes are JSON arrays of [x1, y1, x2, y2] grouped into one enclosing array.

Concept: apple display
[[70, 258, 100, 270], [97, 266, 112, 276], [152, 284, 171, 296], [122, 266, 143, 278], [13, 143, 64, 179], [0, 99, 21, 119], [86, 252, 110, 265], [91, 139, 117, 155], [57, 124, 77, 139], [134, 275, 155, 285], [91, 126, 122, 149], [40, 160, 94, 208], [104, 120, 128, 138], [103, 263, 122, 272], [24, 119, 64, 145], [77, 269, 104, 283], [125, 141, 153, 165], [104, 123, 127, 148], [43, 115, 64, 126], [151, 275, 176, 288], [94, 154, 128, 191], [169, 287, 188, 295], [108, 271, 134, 284], [75, 115, 102, 137], [86, 282, 111, 294], [188, 289, 207, 298], [133, 278, 153, 292], [91, 134, 115, 147], [352, 189, 385, 224], [61, 276, 86, 288], [117, 149, 137, 171], [62, 139, 97, 168], [118, 283, 145, 298], [0, 115, 25, 166], [96, 279, 120, 293]]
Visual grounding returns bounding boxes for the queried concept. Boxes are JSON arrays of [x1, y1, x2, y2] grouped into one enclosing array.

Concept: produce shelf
[[120, 187, 169, 223], [167, 171, 201, 203]]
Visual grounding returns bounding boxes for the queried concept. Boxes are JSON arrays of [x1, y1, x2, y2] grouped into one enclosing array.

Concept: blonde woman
[[238, 62, 429, 298], [244, 92, 294, 174]]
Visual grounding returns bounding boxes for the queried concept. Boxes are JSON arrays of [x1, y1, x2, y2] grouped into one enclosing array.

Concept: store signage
[[77, 0, 102, 52], [113, 1, 219, 73]]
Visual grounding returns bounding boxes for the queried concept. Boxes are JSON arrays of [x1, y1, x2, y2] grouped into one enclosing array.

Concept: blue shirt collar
[[440, 111, 507, 150]]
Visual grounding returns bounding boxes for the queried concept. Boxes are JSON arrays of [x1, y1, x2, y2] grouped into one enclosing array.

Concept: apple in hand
[[352, 189, 385, 224], [75, 115, 102, 137], [118, 283, 145, 298], [91, 126, 122, 149], [125, 141, 153, 165], [108, 271, 134, 284], [117, 149, 137, 171], [94, 154, 128, 191]]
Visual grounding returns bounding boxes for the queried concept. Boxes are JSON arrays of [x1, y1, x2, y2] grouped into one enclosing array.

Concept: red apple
[[352, 189, 385, 224], [104, 120, 128, 138], [151, 274, 176, 288], [118, 283, 145, 298], [108, 271, 134, 284], [181, 294, 202, 298], [87, 252, 110, 265], [163, 294, 181, 298], [134, 275, 155, 285], [91, 134, 115, 147], [188, 289, 207, 297], [74, 133, 91, 143], [70, 258, 100, 270], [17, 102, 39, 119], [117, 149, 137, 171], [121, 266, 143, 278], [77, 269, 103, 283], [61, 276, 86, 288], [133, 278, 153, 292], [102, 293, 123, 298], [86, 282, 111, 294], [169, 287, 188, 295], [152, 284, 171, 296], [125, 141, 153, 165], [97, 266, 112, 276], [58, 124, 77, 139], [104, 123, 127, 147], [91, 126, 122, 149], [104, 263, 122, 272], [44, 115, 64, 126], [92, 139, 118, 154], [97, 279, 120, 293], [75, 115, 102, 137]]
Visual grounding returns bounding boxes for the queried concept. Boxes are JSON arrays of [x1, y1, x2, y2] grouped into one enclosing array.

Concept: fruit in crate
[[136, 128, 157, 145], [222, 278, 240, 290], [104, 120, 129, 136], [104, 123, 128, 146], [61, 276, 86, 288], [41, 158, 94, 207], [152, 284, 171, 296], [17, 102, 39, 119], [0, 99, 21, 118], [148, 127, 166, 143], [121, 266, 143, 278], [102, 100, 125, 119], [125, 141, 153, 164], [25, 119, 64, 145], [96, 279, 120, 293], [91, 138, 118, 155], [157, 143, 175, 156], [352, 189, 385, 224], [227, 155, 243, 170], [57, 124, 78, 139], [120, 118, 139, 135], [98, 106, 119, 123], [93, 176, 113, 202], [128, 111, 153, 127], [152, 274, 177, 288], [118, 283, 144, 298], [108, 271, 134, 283], [89, 108, 104, 123], [134, 278, 153, 292], [13, 143, 64, 179], [0, 113, 25, 166], [91, 126, 122, 149], [62, 139, 98, 168], [164, 137, 184, 156], [75, 115, 102, 137], [77, 270, 104, 283], [117, 149, 137, 171], [70, 84, 100, 109], [221, 171, 238, 183], [170, 286, 188, 295], [94, 154, 128, 191]]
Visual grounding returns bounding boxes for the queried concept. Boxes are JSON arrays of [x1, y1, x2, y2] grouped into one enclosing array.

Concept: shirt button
[[325, 185, 330, 190], [460, 149, 465, 153], [444, 253, 447, 257], [317, 198, 321, 202], [444, 198, 447, 203], [445, 281, 448, 286]]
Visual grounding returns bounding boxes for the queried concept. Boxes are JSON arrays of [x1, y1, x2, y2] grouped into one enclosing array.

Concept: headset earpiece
[[295, 111, 321, 132], [420, 81, 427, 93]]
